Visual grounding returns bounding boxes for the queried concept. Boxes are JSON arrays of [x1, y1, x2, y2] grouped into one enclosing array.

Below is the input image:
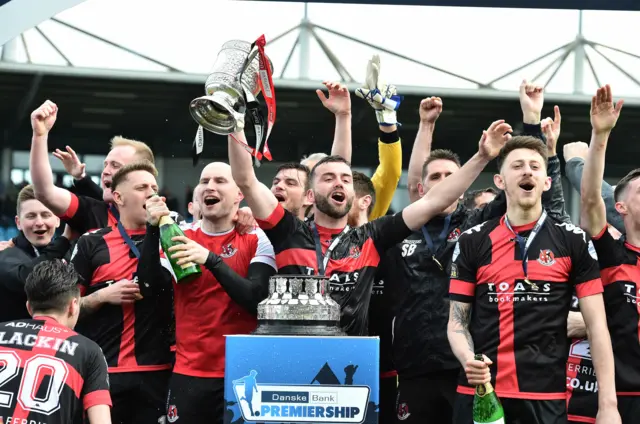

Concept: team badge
[[349, 246, 361, 259], [397, 402, 411, 421], [447, 228, 461, 242], [450, 263, 458, 279], [167, 405, 179, 423], [537, 249, 556, 266], [220, 243, 238, 258]]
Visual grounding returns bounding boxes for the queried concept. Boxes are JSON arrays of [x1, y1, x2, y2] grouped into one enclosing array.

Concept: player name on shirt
[[450, 216, 602, 398], [0, 330, 78, 355]]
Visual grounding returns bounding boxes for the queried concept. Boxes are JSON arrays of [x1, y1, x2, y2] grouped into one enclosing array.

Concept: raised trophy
[[253, 275, 346, 336], [189, 39, 274, 136]]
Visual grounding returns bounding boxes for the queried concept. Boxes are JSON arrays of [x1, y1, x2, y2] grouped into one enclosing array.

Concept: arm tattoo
[[79, 294, 102, 319], [452, 302, 475, 352]]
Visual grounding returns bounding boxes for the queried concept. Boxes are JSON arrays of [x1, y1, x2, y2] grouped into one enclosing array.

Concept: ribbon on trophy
[[231, 34, 276, 167], [192, 125, 204, 166]]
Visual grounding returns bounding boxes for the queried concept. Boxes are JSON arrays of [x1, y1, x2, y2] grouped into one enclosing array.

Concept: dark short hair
[[496, 136, 547, 171], [309, 155, 352, 183], [352, 171, 376, 216], [17, 184, 36, 215], [275, 163, 311, 191], [421, 149, 461, 181], [25, 260, 81, 313], [111, 160, 158, 192], [464, 187, 498, 209], [614, 168, 640, 202]]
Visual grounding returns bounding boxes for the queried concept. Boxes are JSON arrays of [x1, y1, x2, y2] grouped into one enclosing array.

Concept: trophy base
[[252, 319, 347, 336]]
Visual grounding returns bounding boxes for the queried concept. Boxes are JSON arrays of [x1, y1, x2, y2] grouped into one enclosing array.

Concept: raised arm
[[316, 81, 352, 162], [407, 97, 441, 203], [580, 85, 624, 236], [402, 120, 512, 231], [368, 126, 402, 220], [29, 101, 73, 216], [228, 131, 279, 220], [564, 143, 623, 234]]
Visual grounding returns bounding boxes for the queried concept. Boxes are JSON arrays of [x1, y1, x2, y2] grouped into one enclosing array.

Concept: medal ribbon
[[310, 223, 350, 276], [503, 210, 547, 286], [232, 34, 276, 166]]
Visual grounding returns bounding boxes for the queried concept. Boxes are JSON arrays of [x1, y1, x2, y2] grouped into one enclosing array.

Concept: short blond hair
[[111, 160, 158, 191], [110, 136, 154, 164], [17, 184, 36, 214]]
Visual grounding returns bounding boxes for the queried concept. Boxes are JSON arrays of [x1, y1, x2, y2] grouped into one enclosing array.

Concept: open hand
[[99, 279, 141, 305], [53, 146, 86, 179], [478, 120, 513, 160], [316, 81, 351, 117], [168, 236, 209, 266], [541, 105, 561, 156], [591, 84, 623, 134], [31, 100, 58, 137]]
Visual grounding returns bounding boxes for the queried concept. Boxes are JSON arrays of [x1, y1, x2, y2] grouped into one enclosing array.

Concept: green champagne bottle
[[158, 214, 201, 284], [472, 354, 505, 424]]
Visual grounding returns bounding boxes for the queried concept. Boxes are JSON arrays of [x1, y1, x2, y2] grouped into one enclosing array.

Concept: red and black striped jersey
[[0, 317, 111, 424], [70, 226, 173, 373], [449, 215, 602, 400], [256, 204, 412, 336], [566, 294, 597, 423], [591, 226, 640, 395], [59, 192, 184, 235], [169, 222, 276, 378]]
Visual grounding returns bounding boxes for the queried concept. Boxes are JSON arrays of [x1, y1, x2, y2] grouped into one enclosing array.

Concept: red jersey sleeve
[[82, 345, 112, 410], [449, 232, 478, 303], [566, 225, 603, 299], [255, 204, 302, 253], [59, 192, 109, 235]]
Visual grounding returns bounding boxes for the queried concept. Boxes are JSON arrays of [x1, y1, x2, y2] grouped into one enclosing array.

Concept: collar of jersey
[[198, 221, 235, 237], [314, 223, 347, 235]]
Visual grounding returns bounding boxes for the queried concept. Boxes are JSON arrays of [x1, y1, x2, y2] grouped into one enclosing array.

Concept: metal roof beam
[[2, 60, 640, 106]]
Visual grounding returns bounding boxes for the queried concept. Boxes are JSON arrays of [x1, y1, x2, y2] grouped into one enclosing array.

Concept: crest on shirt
[[167, 405, 179, 422], [220, 243, 238, 258], [569, 339, 591, 360], [447, 228, 462, 242], [349, 245, 361, 259], [450, 263, 458, 279], [537, 249, 556, 266], [397, 402, 411, 421]]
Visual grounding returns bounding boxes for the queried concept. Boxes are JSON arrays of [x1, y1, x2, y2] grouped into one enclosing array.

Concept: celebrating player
[[0, 259, 112, 424], [147, 162, 276, 424], [581, 84, 639, 423], [229, 114, 512, 336], [448, 135, 619, 423]]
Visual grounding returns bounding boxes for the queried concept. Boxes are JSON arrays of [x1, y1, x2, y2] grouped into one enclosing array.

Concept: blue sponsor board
[[224, 335, 379, 424]]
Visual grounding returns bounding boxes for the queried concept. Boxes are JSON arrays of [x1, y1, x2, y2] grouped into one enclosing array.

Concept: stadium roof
[[2, 0, 640, 99]]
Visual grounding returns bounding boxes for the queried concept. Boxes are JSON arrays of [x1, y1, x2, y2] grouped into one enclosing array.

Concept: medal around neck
[[253, 275, 346, 336]]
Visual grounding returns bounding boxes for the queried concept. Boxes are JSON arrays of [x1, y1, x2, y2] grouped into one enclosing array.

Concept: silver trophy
[[253, 275, 346, 336], [189, 40, 273, 135]]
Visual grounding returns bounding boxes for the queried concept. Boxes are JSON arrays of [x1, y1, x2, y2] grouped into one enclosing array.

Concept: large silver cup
[[189, 40, 273, 135], [253, 275, 346, 336]]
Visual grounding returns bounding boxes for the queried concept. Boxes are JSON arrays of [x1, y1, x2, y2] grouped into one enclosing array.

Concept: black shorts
[[453, 393, 566, 424], [110, 370, 171, 424], [166, 373, 224, 424], [395, 369, 458, 423], [379, 374, 397, 424], [618, 395, 640, 424]]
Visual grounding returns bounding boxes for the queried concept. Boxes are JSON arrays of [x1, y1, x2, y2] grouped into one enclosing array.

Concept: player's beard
[[315, 192, 352, 219]]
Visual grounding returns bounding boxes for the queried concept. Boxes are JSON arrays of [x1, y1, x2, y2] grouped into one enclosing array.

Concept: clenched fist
[[419, 97, 442, 124], [31, 100, 58, 137], [146, 195, 170, 226]]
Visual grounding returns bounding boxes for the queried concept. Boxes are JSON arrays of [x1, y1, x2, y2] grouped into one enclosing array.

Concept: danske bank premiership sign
[[232, 372, 370, 423]]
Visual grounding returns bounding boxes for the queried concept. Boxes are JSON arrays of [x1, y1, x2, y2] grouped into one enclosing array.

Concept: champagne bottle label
[[474, 419, 505, 424], [476, 383, 495, 397]]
